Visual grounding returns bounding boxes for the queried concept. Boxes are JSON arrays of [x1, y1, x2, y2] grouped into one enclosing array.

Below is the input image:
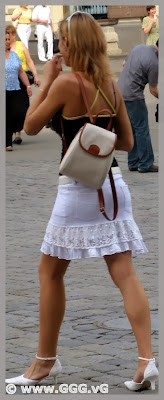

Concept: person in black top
[[6, 12, 158, 391]]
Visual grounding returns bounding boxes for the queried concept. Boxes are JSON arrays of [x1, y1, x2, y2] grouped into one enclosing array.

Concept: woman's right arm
[[11, 8, 22, 21], [113, 88, 134, 152], [24, 55, 64, 135], [143, 20, 154, 34], [142, 17, 156, 34]]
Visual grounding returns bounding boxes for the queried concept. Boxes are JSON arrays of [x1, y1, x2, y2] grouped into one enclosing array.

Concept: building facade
[[5, 5, 159, 56]]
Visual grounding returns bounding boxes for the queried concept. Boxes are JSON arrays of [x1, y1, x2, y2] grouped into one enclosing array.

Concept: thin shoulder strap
[[98, 80, 116, 114], [60, 73, 94, 152], [75, 72, 114, 131]]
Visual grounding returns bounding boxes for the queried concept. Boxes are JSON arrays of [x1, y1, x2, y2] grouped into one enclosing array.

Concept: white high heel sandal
[[5, 354, 62, 386], [124, 357, 159, 391]]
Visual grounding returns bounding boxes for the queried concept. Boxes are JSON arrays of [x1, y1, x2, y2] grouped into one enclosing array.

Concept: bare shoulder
[[54, 72, 78, 86], [50, 72, 81, 98]]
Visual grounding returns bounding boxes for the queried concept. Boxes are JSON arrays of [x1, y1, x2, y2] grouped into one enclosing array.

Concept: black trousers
[[6, 87, 29, 147]]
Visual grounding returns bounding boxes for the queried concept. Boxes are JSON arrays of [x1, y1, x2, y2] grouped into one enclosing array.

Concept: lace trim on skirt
[[40, 220, 148, 259]]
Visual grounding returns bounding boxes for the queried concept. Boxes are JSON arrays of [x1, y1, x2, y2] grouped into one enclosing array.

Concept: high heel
[[124, 357, 159, 391], [5, 355, 62, 386]]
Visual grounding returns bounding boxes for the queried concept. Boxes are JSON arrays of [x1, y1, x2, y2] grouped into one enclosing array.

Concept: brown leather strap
[[98, 169, 118, 221], [74, 72, 94, 123], [61, 72, 118, 221], [60, 117, 68, 155]]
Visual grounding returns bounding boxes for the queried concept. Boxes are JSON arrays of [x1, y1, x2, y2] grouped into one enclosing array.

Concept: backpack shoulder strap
[[74, 72, 94, 124]]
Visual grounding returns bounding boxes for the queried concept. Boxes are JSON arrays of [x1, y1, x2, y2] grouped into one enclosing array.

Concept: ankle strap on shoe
[[36, 354, 58, 360], [138, 357, 155, 361]]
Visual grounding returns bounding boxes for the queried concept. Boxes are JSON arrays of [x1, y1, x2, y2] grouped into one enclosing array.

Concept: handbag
[[53, 33, 59, 54], [59, 72, 118, 221], [26, 70, 34, 85], [45, 33, 59, 54]]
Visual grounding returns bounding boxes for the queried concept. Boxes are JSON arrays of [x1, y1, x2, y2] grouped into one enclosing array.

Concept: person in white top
[[32, 5, 54, 62]]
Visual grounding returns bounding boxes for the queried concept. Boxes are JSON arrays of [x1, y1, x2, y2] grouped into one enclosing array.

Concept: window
[[77, 5, 108, 19]]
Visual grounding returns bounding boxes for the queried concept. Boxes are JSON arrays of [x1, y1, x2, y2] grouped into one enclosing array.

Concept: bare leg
[[15, 132, 21, 138], [104, 251, 153, 382], [23, 254, 70, 380]]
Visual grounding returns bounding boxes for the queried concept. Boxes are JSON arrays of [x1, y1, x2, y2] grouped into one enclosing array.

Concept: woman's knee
[[38, 254, 70, 281], [104, 251, 136, 287]]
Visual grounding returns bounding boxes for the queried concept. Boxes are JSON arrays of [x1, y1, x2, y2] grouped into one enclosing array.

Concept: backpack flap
[[79, 123, 117, 157]]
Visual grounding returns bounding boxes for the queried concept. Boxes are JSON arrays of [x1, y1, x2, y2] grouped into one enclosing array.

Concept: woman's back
[[60, 72, 118, 119]]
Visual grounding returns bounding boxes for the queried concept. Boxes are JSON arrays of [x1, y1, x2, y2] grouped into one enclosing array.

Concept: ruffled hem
[[40, 240, 148, 260], [40, 220, 148, 260]]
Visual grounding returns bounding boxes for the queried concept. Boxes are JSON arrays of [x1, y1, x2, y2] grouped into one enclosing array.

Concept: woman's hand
[[26, 86, 32, 97], [152, 18, 157, 25], [42, 54, 63, 87], [34, 75, 41, 86]]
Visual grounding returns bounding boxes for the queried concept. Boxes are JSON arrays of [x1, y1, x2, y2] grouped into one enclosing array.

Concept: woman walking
[[5, 32, 32, 150], [6, 12, 158, 390], [11, 5, 32, 48], [6, 24, 40, 145]]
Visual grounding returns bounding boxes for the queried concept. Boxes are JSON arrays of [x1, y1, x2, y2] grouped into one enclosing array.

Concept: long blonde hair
[[59, 12, 112, 87]]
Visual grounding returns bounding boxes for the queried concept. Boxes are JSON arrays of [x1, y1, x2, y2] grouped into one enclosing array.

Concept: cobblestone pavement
[[6, 58, 159, 395]]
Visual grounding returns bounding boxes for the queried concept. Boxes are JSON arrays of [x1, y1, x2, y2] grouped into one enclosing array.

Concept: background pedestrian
[[5, 32, 32, 150], [11, 5, 32, 49], [32, 5, 54, 62], [142, 5, 159, 45], [118, 42, 158, 173], [6, 24, 40, 145]]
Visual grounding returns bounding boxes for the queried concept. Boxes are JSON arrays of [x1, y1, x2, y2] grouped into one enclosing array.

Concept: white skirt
[[40, 174, 148, 260]]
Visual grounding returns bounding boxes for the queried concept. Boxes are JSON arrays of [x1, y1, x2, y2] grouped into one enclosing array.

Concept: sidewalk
[[5, 57, 159, 395]]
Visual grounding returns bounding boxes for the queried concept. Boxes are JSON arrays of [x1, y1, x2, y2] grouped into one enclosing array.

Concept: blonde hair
[[6, 24, 17, 35], [59, 13, 112, 87]]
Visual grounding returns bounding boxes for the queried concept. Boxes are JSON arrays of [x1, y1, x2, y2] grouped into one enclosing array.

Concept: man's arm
[[149, 84, 158, 98]]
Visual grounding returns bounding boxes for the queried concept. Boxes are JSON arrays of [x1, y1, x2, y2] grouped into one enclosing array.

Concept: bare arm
[[32, 17, 48, 24], [143, 19, 156, 34], [22, 43, 40, 86], [24, 55, 63, 135], [11, 11, 22, 21], [18, 66, 32, 97], [149, 84, 158, 98]]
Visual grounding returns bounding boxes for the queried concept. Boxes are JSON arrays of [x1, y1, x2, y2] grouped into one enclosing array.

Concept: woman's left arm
[[22, 43, 41, 86], [18, 66, 32, 97]]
